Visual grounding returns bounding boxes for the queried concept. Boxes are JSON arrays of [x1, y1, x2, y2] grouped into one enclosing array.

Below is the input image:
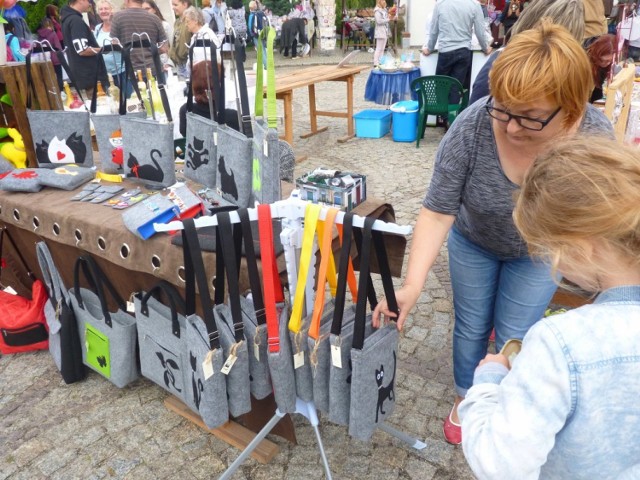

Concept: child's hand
[[478, 353, 510, 370]]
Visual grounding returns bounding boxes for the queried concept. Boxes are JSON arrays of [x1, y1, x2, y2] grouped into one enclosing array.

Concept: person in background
[[500, 0, 523, 40], [37, 18, 63, 91], [169, 0, 193, 79], [61, 0, 107, 98], [93, 0, 125, 88], [178, 60, 239, 137], [183, 6, 221, 66], [583, 0, 607, 42], [423, 0, 491, 116], [372, 20, 614, 447], [227, 0, 248, 43], [280, 16, 307, 58], [460, 134, 640, 479], [210, 0, 228, 40], [373, 0, 393, 67], [142, 0, 173, 69], [5, 20, 24, 62], [469, 0, 585, 105], [248, 0, 268, 67], [585, 34, 615, 102], [46, 4, 64, 48], [201, 0, 213, 24]]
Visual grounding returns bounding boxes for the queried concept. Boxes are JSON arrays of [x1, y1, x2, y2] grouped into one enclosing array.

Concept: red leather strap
[[257, 204, 281, 353]]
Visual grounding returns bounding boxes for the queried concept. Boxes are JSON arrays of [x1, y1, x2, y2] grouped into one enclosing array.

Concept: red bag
[[0, 227, 49, 354]]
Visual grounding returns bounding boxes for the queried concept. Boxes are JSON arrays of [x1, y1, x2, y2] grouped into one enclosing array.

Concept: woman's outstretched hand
[[372, 285, 421, 331]]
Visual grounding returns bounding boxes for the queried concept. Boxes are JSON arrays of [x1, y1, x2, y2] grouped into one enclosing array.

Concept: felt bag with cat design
[[36, 242, 86, 384], [135, 281, 190, 403], [69, 256, 138, 388], [181, 218, 229, 429], [348, 217, 400, 441], [121, 42, 175, 188], [26, 50, 94, 168], [91, 51, 147, 174], [0, 169, 44, 192], [258, 204, 297, 413], [184, 36, 219, 189]]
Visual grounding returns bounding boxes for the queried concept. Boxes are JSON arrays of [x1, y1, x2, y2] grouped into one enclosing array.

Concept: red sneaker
[[443, 409, 462, 445]]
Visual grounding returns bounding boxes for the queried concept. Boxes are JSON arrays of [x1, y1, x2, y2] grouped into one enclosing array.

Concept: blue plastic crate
[[354, 109, 392, 138]]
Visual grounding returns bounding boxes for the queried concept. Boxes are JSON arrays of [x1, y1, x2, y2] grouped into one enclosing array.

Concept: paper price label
[[126, 301, 135, 313], [254, 343, 260, 362], [331, 344, 342, 368], [293, 351, 305, 369], [213, 131, 218, 146], [221, 353, 237, 375], [263, 139, 268, 157], [202, 350, 215, 380]]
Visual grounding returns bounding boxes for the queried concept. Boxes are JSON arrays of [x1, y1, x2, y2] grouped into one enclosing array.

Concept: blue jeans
[[435, 47, 473, 104], [447, 227, 558, 397]]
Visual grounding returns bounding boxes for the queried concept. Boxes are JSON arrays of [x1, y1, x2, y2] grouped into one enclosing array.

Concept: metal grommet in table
[[32, 216, 40, 231], [52, 223, 61, 236], [120, 243, 130, 259], [177, 266, 185, 283], [97, 236, 106, 251], [74, 229, 82, 246], [12, 209, 20, 221], [151, 255, 161, 273]]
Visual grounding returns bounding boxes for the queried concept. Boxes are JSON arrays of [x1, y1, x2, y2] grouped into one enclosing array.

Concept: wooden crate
[[604, 63, 635, 142], [0, 62, 63, 167]]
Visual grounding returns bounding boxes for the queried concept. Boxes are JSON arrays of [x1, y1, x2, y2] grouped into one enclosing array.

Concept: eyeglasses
[[484, 97, 562, 131]]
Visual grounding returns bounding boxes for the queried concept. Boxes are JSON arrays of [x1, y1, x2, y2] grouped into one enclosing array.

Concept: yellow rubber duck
[[0, 128, 27, 169]]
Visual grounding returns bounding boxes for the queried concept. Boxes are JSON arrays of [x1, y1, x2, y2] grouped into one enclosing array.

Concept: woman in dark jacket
[[281, 17, 307, 58]]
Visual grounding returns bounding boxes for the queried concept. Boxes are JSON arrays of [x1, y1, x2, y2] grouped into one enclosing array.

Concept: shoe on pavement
[[443, 408, 462, 445]]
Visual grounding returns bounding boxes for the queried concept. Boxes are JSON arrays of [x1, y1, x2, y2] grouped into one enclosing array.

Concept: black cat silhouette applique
[[156, 351, 181, 393], [190, 352, 203, 409], [97, 355, 107, 368], [36, 132, 87, 165], [218, 155, 238, 200], [375, 350, 396, 422], [126, 149, 165, 183], [187, 136, 209, 170]]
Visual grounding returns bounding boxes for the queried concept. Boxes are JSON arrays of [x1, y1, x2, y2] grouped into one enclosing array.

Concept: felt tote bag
[[69, 256, 139, 388], [212, 212, 251, 418], [181, 218, 229, 429], [251, 27, 281, 205], [121, 43, 176, 188], [184, 37, 219, 189], [348, 218, 400, 441], [258, 204, 297, 413], [36, 242, 86, 384], [213, 36, 253, 208], [26, 51, 93, 168], [135, 280, 190, 402], [237, 208, 272, 400], [0, 227, 49, 355]]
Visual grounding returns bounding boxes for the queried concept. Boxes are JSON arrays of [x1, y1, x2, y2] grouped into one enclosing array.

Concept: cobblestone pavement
[[0, 54, 476, 479]]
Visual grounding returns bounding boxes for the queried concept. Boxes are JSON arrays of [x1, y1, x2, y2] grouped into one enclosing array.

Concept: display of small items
[[296, 167, 366, 212]]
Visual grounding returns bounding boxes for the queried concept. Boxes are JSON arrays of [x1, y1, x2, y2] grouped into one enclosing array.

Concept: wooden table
[[269, 64, 370, 147]]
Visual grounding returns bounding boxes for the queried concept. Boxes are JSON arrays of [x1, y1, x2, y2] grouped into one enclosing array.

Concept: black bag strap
[[182, 217, 220, 350], [353, 222, 379, 310], [238, 208, 266, 325], [231, 33, 252, 137], [330, 211, 355, 336], [140, 280, 186, 338], [120, 42, 146, 115], [36, 241, 65, 306], [90, 40, 127, 114], [372, 229, 399, 320], [217, 211, 245, 342], [73, 255, 126, 328]]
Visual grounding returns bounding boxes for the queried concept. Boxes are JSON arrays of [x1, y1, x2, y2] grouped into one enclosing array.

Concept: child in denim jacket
[[459, 136, 640, 479]]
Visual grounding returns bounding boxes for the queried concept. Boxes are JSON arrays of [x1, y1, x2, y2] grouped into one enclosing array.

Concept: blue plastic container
[[390, 100, 419, 142], [353, 109, 392, 138]]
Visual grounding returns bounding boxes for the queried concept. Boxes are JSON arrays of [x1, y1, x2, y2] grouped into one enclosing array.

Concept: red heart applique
[[57, 151, 65, 161]]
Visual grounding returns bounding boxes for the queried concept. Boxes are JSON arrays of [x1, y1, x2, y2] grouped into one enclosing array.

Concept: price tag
[[293, 351, 305, 369], [202, 350, 215, 380], [263, 139, 269, 157], [331, 344, 342, 368], [254, 343, 260, 362], [213, 131, 218, 146], [126, 301, 135, 313], [221, 353, 237, 375], [2, 286, 17, 295]]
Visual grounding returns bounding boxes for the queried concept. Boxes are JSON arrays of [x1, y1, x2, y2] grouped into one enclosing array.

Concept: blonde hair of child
[[514, 136, 640, 291]]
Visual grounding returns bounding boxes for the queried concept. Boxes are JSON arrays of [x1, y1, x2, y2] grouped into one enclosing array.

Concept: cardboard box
[[296, 168, 367, 212]]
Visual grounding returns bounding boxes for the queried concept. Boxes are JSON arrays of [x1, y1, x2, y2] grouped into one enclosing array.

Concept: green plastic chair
[[411, 75, 469, 147]]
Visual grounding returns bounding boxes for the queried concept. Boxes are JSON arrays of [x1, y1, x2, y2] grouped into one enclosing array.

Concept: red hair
[[586, 34, 615, 84]]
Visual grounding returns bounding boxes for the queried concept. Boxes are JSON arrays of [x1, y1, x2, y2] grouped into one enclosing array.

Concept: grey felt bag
[[251, 27, 281, 205], [36, 242, 86, 384], [348, 218, 400, 441], [213, 212, 252, 417], [135, 281, 190, 402], [0, 169, 43, 192], [26, 51, 94, 169], [37, 165, 96, 190], [258, 204, 297, 413], [237, 208, 272, 400], [181, 218, 229, 429], [69, 255, 139, 388], [184, 38, 218, 189], [122, 193, 180, 240], [0, 156, 13, 174]]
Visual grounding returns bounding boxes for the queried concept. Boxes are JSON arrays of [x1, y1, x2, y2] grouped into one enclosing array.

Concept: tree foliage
[[23, 0, 69, 34]]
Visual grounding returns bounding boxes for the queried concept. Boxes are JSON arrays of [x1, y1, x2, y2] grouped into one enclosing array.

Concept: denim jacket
[[459, 285, 640, 479]]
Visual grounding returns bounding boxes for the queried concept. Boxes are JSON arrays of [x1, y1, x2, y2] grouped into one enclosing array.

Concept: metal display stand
[[155, 194, 427, 479]]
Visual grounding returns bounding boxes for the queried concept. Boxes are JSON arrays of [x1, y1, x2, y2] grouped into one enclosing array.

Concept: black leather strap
[[217, 212, 245, 342], [351, 216, 375, 350], [238, 209, 266, 325], [140, 280, 186, 338], [330, 212, 355, 336]]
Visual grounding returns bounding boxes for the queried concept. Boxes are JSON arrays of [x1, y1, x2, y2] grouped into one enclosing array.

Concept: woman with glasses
[[372, 20, 613, 446]]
